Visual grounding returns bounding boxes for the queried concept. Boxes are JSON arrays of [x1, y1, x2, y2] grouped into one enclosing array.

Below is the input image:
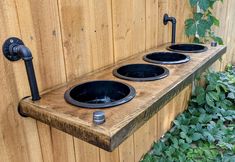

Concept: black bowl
[[64, 80, 136, 108], [167, 43, 208, 53], [143, 52, 190, 64], [113, 64, 169, 81]]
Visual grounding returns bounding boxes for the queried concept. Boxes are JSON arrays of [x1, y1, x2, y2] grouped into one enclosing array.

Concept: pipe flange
[[163, 14, 169, 25], [2, 37, 24, 61]]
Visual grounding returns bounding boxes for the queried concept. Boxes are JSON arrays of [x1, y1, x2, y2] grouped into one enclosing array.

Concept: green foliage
[[141, 66, 235, 162], [185, 0, 224, 45]]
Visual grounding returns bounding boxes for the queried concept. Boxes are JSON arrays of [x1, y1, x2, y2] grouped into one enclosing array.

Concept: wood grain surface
[[19, 44, 226, 151]]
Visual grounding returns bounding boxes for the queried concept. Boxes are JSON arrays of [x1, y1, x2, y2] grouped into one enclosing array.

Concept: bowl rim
[[64, 80, 136, 108], [113, 63, 169, 82], [166, 43, 208, 53], [143, 51, 191, 65]]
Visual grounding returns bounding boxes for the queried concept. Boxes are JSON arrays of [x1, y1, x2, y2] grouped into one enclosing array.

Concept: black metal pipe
[[13, 45, 40, 101], [163, 14, 177, 43], [24, 60, 40, 101], [2, 37, 41, 101], [171, 21, 176, 44]]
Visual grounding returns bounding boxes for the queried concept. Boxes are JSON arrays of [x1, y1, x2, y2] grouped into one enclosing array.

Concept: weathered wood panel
[[157, 0, 169, 45], [74, 138, 100, 162], [58, 0, 114, 80], [146, 0, 159, 49], [0, 1, 43, 162], [112, 0, 146, 61], [214, 0, 235, 69]]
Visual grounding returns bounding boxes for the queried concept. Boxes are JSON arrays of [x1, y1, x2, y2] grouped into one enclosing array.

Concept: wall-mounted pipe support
[[163, 14, 176, 43], [2, 37, 40, 101]]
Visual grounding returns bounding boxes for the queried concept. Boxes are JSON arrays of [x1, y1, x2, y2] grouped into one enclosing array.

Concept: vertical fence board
[[99, 148, 120, 162], [112, 0, 145, 61], [133, 116, 157, 162], [0, 1, 43, 162], [58, 0, 114, 80], [118, 136, 135, 162], [157, 0, 169, 45], [51, 128, 76, 162], [146, 0, 159, 49], [74, 138, 100, 162]]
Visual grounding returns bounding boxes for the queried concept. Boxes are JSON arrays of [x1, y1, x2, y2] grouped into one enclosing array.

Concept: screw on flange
[[93, 111, 105, 125], [211, 41, 217, 47]]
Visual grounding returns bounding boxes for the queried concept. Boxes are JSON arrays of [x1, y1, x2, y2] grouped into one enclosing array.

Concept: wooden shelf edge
[[19, 45, 227, 152], [110, 45, 227, 151]]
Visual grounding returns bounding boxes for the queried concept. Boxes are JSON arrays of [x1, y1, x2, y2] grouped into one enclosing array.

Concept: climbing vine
[[141, 65, 235, 162], [185, 0, 224, 45]]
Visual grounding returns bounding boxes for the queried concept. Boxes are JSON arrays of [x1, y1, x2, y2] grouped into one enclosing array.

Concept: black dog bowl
[[143, 52, 190, 64], [167, 43, 208, 53], [64, 80, 136, 108], [113, 64, 169, 81]]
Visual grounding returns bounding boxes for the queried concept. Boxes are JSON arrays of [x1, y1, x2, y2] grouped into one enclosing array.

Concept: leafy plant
[[141, 66, 235, 162], [185, 0, 224, 45]]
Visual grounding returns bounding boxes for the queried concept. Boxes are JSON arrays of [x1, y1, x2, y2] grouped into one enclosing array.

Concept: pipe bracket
[[2, 37, 24, 61]]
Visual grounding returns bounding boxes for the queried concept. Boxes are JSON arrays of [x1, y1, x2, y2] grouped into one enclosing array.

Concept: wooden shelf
[[19, 44, 226, 151]]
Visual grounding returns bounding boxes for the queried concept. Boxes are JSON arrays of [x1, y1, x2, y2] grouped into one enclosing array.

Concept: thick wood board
[[19, 44, 226, 151]]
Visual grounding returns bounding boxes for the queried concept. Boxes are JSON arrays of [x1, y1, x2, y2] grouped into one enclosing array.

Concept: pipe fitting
[[163, 14, 177, 43], [2, 37, 40, 101], [93, 111, 105, 125], [13, 45, 33, 61]]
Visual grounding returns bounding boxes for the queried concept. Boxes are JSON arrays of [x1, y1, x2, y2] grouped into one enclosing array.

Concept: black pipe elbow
[[163, 14, 176, 25], [13, 45, 33, 61], [163, 14, 177, 43], [2, 37, 40, 101], [171, 17, 176, 24]]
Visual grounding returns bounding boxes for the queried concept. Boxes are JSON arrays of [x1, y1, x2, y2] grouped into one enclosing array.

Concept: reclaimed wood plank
[[58, 0, 114, 80], [19, 44, 226, 151], [0, 1, 43, 162], [74, 138, 100, 162], [112, 0, 145, 61], [146, 0, 159, 49]]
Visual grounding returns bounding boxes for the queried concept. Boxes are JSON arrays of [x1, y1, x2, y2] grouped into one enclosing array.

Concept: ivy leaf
[[153, 141, 165, 155], [227, 92, 235, 99], [206, 94, 215, 107], [197, 19, 209, 37], [141, 154, 155, 162], [186, 136, 193, 144], [203, 131, 215, 142], [221, 154, 235, 162], [199, 114, 212, 123], [207, 15, 214, 27], [209, 0, 216, 9], [208, 91, 219, 101], [209, 15, 220, 26], [193, 37, 201, 43], [190, 0, 198, 7], [224, 99, 233, 106], [195, 86, 206, 105], [180, 132, 188, 139], [191, 133, 202, 141], [185, 19, 196, 36], [207, 85, 216, 91], [198, 0, 210, 11], [193, 13, 203, 21], [212, 36, 224, 45], [190, 116, 199, 124], [196, 94, 206, 105]]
